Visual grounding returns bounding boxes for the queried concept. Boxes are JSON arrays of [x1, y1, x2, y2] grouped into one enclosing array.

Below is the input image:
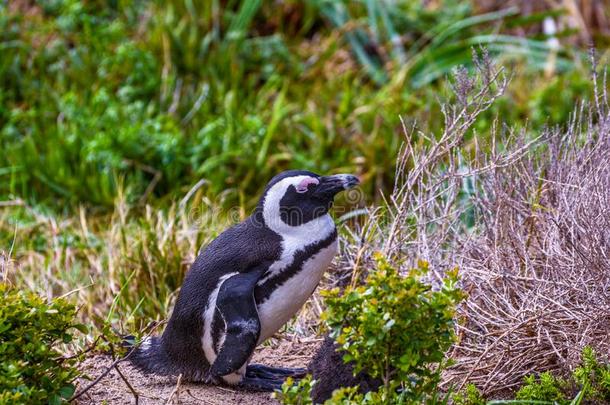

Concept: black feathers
[[254, 228, 337, 303], [209, 266, 267, 378], [125, 170, 355, 389]]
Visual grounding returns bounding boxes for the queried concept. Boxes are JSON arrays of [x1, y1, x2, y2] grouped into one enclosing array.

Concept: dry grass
[[0, 190, 233, 328], [329, 51, 610, 394], [446, 64, 610, 394], [335, 51, 531, 281]]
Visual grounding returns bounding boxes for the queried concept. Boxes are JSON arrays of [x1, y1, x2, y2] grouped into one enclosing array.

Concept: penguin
[[129, 170, 360, 391]]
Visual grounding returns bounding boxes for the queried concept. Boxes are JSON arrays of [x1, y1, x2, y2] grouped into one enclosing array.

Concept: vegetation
[[453, 347, 610, 404], [276, 255, 464, 404], [277, 45, 609, 403], [0, 0, 594, 210], [276, 257, 610, 404], [0, 283, 85, 405], [278, 350, 610, 404], [1, 0, 609, 403], [1, 0, 596, 334], [322, 256, 463, 403], [276, 375, 317, 405]]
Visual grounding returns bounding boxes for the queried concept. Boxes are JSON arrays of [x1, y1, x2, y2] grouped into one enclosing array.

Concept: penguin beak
[[314, 174, 360, 198]]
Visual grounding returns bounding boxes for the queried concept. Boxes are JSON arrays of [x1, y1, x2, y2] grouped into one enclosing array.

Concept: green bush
[[452, 384, 485, 405], [572, 346, 610, 402], [452, 347, 610, 405], [321, 254, 463, 403], [512, 347, 610, 404], [0, 283, 85, 405], [277, 254, 463, 404], [515, 372, 568, 403], [274, 375, 316, 405]]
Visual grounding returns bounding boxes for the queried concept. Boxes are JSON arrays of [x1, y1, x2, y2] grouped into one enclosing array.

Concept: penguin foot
[[237, 375, 285, 392], [246, 364, 308, 379]]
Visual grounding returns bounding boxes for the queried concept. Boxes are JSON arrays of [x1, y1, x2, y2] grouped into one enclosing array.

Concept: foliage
[[274, 375, 316, 405], [452, 384, 485, 405], [0, 283, 85, 405], [451, 347, 610, 405], [1, 1, 607, 401], [0, 0, 591, 211], [0, 0, 398, 207], [316, 0, 577, 86], [319, 254, 464, 404], [514, 372, 568, 403], [571, 347, 610, 402]]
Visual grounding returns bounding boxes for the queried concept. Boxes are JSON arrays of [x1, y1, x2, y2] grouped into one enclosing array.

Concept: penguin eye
[[295, 177, 319, 193]]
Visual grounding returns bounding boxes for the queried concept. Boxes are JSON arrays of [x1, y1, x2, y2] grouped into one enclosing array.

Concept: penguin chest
[[256, 239, 338, 343]]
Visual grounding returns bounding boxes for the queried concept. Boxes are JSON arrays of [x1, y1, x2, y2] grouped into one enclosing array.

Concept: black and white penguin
[[129, 170, 359, 391]]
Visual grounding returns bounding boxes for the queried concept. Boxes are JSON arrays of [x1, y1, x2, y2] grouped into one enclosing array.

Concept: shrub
[[0, 283, 85, 405], [572, 347, 610, 402], [515, 372, 568, 403], [293, 254, 463, 404], [321, 254, 463, 403], [512, 347, 610, 404], [274, 375, 316, 405], [451, 384, 485, 405], [452, 347, 610, 404]]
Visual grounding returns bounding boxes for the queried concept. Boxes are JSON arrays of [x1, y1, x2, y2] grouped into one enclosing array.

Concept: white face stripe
[[259, 176, 336, 285], [201, 272, 239, 364], [262, 176, 333, 236]]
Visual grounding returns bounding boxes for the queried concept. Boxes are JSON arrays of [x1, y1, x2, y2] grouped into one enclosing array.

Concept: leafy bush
[[274, 375, 316, 405], [515, 372, 568, 403], [0, 283, 85, 404], [452, 347, 610, 404], [451, 383, 485, 405], [572, 346, 610, 402], [321, 254, 463, 403], [278, 254, 463, 404]]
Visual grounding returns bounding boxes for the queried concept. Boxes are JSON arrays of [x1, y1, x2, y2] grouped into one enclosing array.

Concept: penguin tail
[[124, 335, 174, 376]]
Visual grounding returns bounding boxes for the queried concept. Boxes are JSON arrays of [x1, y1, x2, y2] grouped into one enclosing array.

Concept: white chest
[[256, 238, 337, 343]]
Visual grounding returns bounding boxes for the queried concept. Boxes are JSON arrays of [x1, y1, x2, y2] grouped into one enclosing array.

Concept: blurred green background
[[0, 0, 608, 325], [2, 0, 604, 209]]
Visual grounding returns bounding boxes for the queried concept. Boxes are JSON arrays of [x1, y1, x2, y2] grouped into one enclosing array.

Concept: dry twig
[[336, 50, 610, 394]]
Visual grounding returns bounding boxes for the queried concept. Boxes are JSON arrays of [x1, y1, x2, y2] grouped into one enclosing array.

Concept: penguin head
[[258, 170, 360, 228]]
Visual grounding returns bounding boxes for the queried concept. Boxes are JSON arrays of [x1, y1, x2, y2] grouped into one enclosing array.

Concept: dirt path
[[75, 338, 321, 404]]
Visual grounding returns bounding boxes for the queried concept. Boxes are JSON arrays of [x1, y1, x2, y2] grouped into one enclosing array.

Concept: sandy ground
[[75, 337, 321, 405]]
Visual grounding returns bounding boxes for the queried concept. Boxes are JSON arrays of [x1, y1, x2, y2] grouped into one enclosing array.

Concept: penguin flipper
[[208, 271, 262, 378]]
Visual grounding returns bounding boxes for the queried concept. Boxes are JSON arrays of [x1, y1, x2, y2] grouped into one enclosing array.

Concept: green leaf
[[73, 324, 89, 334], [59, 384, 76, 399]]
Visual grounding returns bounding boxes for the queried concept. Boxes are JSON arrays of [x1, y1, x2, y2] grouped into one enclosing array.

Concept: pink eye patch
[[295, 177, 319, 193]]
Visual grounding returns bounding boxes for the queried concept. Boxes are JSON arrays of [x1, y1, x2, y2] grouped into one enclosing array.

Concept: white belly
[[256, 239, 338, 343]]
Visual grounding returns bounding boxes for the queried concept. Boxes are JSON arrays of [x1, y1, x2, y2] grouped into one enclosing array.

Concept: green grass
[[0, 0, 594, 211]]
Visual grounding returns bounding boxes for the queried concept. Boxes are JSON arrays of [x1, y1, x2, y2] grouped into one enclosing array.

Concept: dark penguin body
[[308, 336, 382, 403], [129, 170, 359, 390]]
